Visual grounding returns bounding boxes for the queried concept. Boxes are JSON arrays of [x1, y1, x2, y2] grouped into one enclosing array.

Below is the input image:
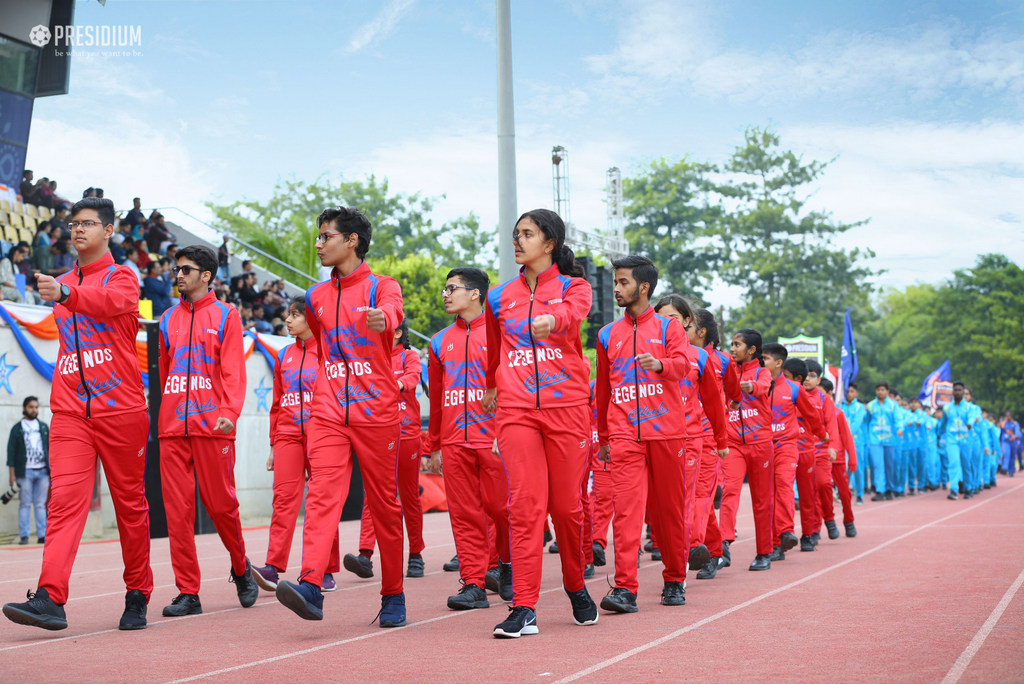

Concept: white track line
[[941, 566, 1024, 684], [556, 481, 1023, 683]]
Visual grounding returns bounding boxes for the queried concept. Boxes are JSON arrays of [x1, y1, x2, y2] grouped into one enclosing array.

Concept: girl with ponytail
[[482, 208, 597, 637]]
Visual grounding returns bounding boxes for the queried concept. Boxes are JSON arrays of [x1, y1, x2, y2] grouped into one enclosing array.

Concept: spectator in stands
[[217, 235, 230, 281], [215, 287, 229, 303], [250, 303, 273, 334], [48, 181, 69, 209], [20, 170, 36, 204], [125, 198, 145, 231], [143, 261, 173, 317], [32, 223, 53, 274], [133, 239, 151, 270], [51, 207, 69, 240], [1, 247, 25, 302], [14, 242, 34, 278], [110, 231, 127, 264], [82, 187, 97, 199], [166, 243, 178, 262], [124, 247, 143, 286], [49, 239, 74, 276], [237, 272, 259, 307], [239, 302, 259, 331], [95, 188, 104, 198]]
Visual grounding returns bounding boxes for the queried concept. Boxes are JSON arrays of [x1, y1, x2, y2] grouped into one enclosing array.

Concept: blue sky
[[24, 0, 1024, 304]]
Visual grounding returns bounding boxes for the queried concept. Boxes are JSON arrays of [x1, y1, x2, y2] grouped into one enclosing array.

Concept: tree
[[371, 253, 453, 344], [622, 157, 722, 300], [717, 127, 876, 358]]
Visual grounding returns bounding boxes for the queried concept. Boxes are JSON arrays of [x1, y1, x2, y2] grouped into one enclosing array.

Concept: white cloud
[[345, 0, 417, 55], [586, 0, 1024, 103]]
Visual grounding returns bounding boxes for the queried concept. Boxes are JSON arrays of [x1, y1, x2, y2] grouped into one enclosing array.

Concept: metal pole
[[496, 0, 518, 283]]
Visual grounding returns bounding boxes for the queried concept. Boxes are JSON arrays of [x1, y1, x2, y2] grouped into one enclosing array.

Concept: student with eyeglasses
[[157, 244, 258, 618], [275, 206, 408, 629], [4, 198, 154, 632]]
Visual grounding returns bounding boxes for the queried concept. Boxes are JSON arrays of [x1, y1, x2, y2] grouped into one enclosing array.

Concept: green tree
[[718, 127, 876, 358], [622, 157, 722, 300], [372, 253, 452, 343]]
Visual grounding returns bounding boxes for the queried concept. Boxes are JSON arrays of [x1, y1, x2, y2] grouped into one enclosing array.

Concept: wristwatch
[[58, 284, 71, 304]]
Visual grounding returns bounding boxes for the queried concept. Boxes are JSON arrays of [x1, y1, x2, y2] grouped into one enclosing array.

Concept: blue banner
[[840, 307, 858, 394], [918, 360, 951, 403]]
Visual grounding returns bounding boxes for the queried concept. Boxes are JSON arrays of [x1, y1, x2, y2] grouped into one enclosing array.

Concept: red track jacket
[[772, 374, 826, 446], [393, 347, 422, 440], [270, 334, 318, 445], [425, 314, 494, 451], [681, 345, 729, 449], [52, 252, 146, 418], [727, 360, 773, 446]]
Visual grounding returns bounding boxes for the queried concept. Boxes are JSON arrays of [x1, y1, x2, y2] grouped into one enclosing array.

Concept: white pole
[[496, 0, 518, 283]]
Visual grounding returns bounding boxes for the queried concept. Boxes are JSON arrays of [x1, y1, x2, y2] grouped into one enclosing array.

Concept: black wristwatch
[[58, 284, 71, 304]]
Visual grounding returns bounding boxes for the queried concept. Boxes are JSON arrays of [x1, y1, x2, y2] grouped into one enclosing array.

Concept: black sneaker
[[37, 537, 44, 544], [871, 493, 887, 502], [447, 583, 489, 610], [162, 593, 202, 617], [548, 541, 560, 554], [565, 586, 598, 625], [688, 544, 710, 571], [600, 587, 638, 613], [661, 581, 686, 606], [947, 492, 959, 500], [230, 558, 259, 608], [825, 520, 840, 540], [497, 562, 513, 602], [650, 546, 662, 562], [406, 554, 425, 578], [721, 540, 732, 567], [543, 529, 553, 546], [749, 554, 771, 571], [768, 546, 785, 561], [276, 581, 323, 621], [885, 492, 894, 501], [494, 605, 538, 638], [800, 535, 815, 552], [697, 558, 719, 579], [592, 542, 606, 567], [844, 522, 857, 538], [643, 540, 655, 553], [2, 587, 68, 630], [119, 589, 147, 631], [343, 553, 374, 578], [780, 531, 799, 551], [583, 563, 595, 579], [810, 532, 820, 546], [856, 496, 864, 504], [484, 565, 501, 593], [443, 554, 460, 572]]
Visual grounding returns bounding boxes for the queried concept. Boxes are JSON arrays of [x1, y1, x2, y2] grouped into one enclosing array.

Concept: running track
[[2, 478, 1023, 682]]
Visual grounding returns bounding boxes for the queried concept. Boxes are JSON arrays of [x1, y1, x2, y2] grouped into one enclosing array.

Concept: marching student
[[653, 296, 728, 576], [820, 378, 857, 537], [343, 319, 426, 581], [158, 245, 257, 617], [3, 198, 153, 631], [1000, 412, 1021, 476], [939, 382, 971, 500], [781, 358, 820, 551], [275, 206, 407, 627], [253, 297, 341, 593], [840, 383, 869, 503], [803, 361, 841, 541], [762, 345, 825, 561], [588, 380, 614, 572], [594, 258, 691, 613], [963, 388, 984, 496], [719, 329, 775, 571], [865, 382, 900, 501], [483, 209, 597, 638], [424, 267, 513, 610]]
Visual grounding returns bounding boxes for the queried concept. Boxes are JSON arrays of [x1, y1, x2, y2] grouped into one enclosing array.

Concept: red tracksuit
[[719, 360, 775, 556], [485, 264, 592, 609], [684, 346, 728, 554], [266, 335, 340, 574], [301, 262, 404, 593], [596, 306, 690, 593], [587, 384, 613, 554], [825, 409, 857, 525], [809, 388, 841, 534], [40, 253, 152, 605], [425, 313, 510, 589], [358, 347, 424, 556], [771, 375, 825, 546], [158, 289, 248, 593]]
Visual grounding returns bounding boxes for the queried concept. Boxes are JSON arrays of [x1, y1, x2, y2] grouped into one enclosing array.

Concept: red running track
[[1, 478, 1023, 683]]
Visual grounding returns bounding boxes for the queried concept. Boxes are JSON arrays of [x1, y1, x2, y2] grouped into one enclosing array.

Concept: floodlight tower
[[605, 166, 628, 258], [552, 145, 570, 225]]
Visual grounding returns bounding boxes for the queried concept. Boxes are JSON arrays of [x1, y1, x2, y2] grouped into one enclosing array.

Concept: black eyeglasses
[[316, 232, 349, 245], [441, 285, 472, 297], [171, 265, 200, 276], [68, 220, 105, 230]]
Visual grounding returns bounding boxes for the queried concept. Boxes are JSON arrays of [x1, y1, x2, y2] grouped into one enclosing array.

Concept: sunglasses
[[171, 265, 202, 276]]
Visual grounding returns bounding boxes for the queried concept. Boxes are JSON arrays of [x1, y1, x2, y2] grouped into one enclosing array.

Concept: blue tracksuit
[[940, 401, 972, 493], [866, 397, 899, 494], [841, 399, 868, 498]]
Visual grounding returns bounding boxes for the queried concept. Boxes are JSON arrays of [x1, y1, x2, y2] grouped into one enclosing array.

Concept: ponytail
[[735, 327, 764, 366], [516, 208, 584, 278], [695, 308, 719, 349]]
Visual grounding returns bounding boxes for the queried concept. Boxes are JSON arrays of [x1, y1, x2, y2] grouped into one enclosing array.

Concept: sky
[[21, 0, 1024, 305]]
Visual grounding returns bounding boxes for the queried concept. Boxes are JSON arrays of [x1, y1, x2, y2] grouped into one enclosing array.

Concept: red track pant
[[265, 435, 339, 574], [813, 450, 833, 533], [495, 405, 590, 609], [358, 437, 425, 556], [718, 448, 745, 543], [300, 421, 402, 594], [691, 436, 720, 549], [772, 440, 799, 546], [40, 411, 152, 605], [161, 436, 248, 594], [439, 444, 511, 587], [795, 446, 816, 537], [590, 466, 613, 550], [826, 462, 855, 524], [721, 440, 775, 555]]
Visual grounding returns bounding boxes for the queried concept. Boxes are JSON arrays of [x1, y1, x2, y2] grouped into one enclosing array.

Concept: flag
[[918, 360, 951, 404], [840, 307, 858, 397]]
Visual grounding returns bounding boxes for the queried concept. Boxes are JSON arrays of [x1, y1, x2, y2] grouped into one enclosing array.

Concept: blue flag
[[840, 307, 858, 395], [918, 360, 951, 403]]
